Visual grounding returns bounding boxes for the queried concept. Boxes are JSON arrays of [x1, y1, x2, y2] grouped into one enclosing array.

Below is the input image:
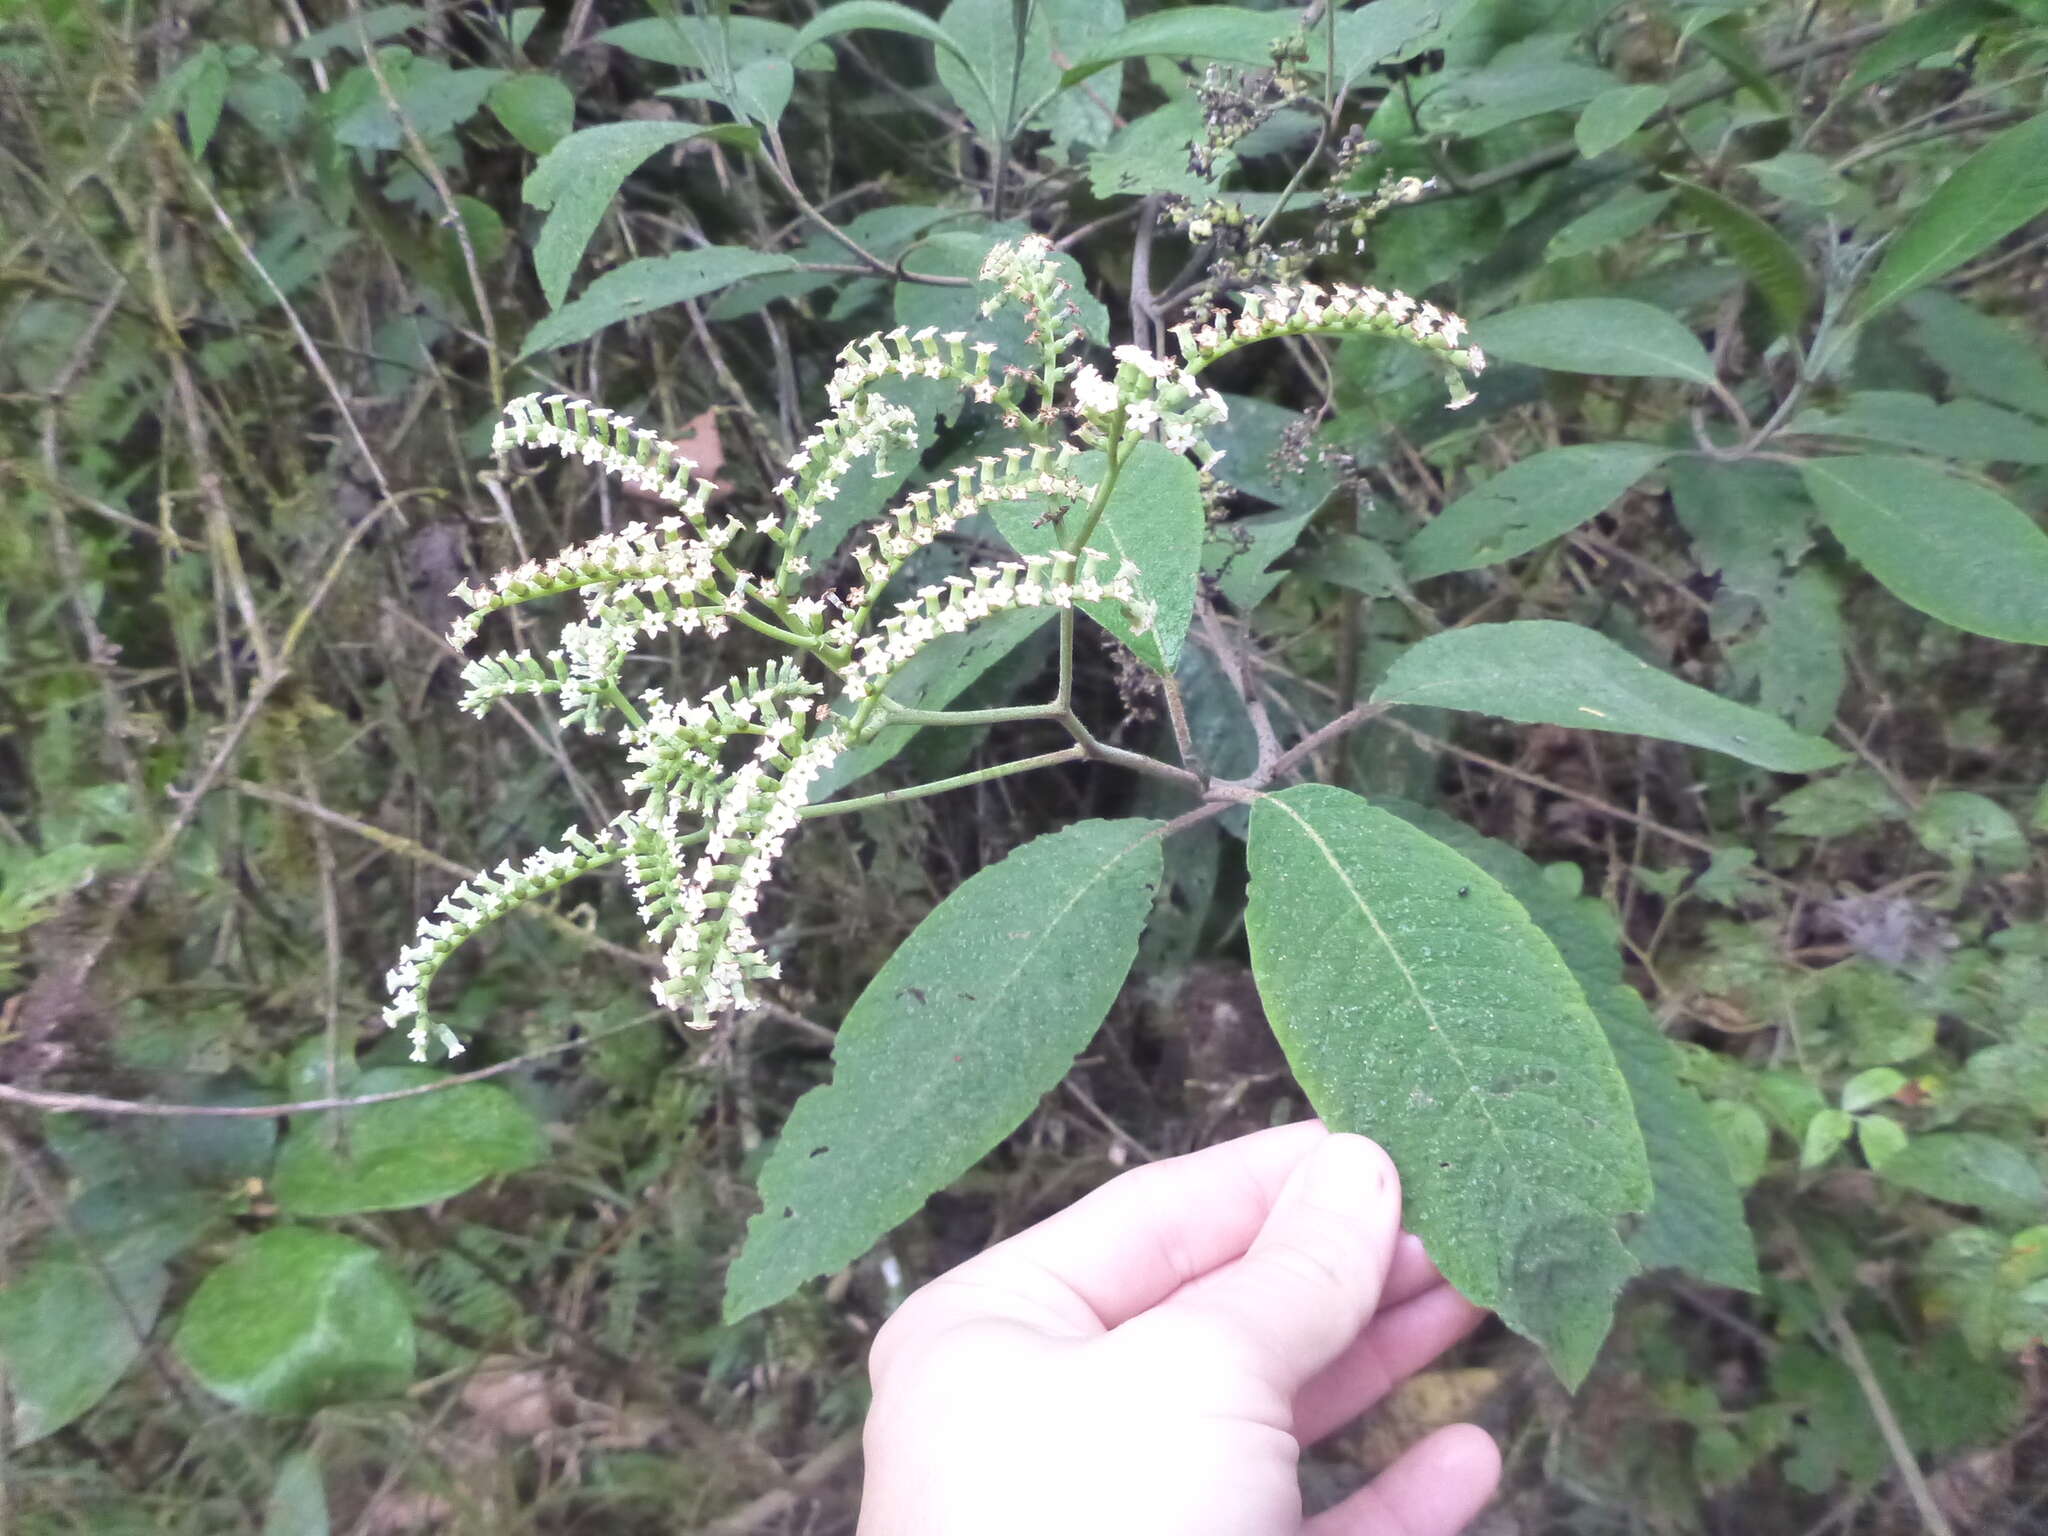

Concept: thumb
[[1151, 1132, 1403, 1395]]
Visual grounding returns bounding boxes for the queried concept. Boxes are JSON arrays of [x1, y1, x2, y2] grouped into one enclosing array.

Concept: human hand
[[857, 1121, 1500, 1536]]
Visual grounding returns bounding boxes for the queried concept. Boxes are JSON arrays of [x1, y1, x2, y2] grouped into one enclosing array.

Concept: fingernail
[[1302, 1133, 1389, 1209]]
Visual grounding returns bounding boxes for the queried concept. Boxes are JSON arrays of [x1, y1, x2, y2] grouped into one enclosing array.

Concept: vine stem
[[1782, 1225, 1956, 1536]]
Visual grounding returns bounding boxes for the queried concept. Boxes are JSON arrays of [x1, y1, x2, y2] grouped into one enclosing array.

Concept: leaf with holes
[[1246, 786, 1651, 1385], [725, 818, 1163, 1320], [1372, 622, 1845, 771]]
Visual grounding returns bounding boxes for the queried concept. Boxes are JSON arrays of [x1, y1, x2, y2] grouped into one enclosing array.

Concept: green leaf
[[1879, 1133, 2047, 1225], [1372, 622, 1847, 772], [724, 818, 1163, 1320], [523, 122, 761, 309], [1860, 110, 2048, 322], [1471, 299, 1715, 385], [991, 441, 1203, 672], [1901, 288, 2048, 420], [1744, 150, 1851, 208], [270, 1067, 546, 1216], [1546, 187, 1676, 261], [1913, 790, 2030, 871], [1060, 6, 1301, 85], [1328, 0, 1478, 91], [174, 1228, 414, 1415], [1575, 83, 1667, 158], [1670, 176, 1814, 339], [597, 15, 813, 71], [1859, 1114, 1909, 1170], [486, 73, 574, 154], [1405, 441, 1668, 579], [936, 0, 1055, 148], [1312, 533, 1409, 597], [787, 1, 976, 67], [1036, 0, 1126, 155], [1771, 771, 1907, 838], [1845, 0, 2009, 91], [1246, 786, 1651, 1386], [0, 1244, 167, 1445], [330, 59, 506, 149], [1710, 1101, 1770, 1189], [1786, 391, 2048, 464], [708, 204, 955, 321], [1842, 1067, 1907, 1115], [1088, 97, 1220, 199], [1800, 455, 2048, 645], [181, 45, 229, 159], [894, 224, 1108, 351], [263, 1452, 330, 1536], [1417, 42, 1616, 140], [519, 245, 795, 357], [1376, 800, 1757, 1292], [291, 5, 426, 59], [1801, 1108, 1854, 1170]]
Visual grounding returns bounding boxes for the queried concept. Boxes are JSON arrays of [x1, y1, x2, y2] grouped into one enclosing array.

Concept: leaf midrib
[[1264, 796, 1518, 1180]]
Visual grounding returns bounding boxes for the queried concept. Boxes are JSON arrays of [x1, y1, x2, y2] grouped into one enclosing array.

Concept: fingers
[[1140, 1133, 1404, 1395], [1292, 1281, 1492, 1445], [1302, 1423, 1502, 1536], [916, 1120, 1334, 1334]]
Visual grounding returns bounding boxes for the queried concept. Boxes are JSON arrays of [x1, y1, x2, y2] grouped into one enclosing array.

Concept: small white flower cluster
[[622, 660, 820, 809], [495, 393, 713, 508], [1175, 282, 1486, 408], [385, 822, 627, 1060], [1067, 343, 1232, 460], [824, 326, 1000, 409], [790, 446, 1091, 658], [641, 723, 848, 1027], [770, 393, 921, 525], [841, 549, 1151, 704]]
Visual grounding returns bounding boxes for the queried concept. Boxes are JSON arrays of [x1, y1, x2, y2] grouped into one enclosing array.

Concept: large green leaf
[[724, 818, 1164, 1320], [1328, 0, 1478, 91], [1787, 391, 2048, 465], [1670, 176, 1814, 340], [1373, 622, 1846, 771], [991, 441, 1204, 672], [271, 1067, 547, 1216], [330, 59, 505, 149], [1376, 801, 1758, 1291], [519, 246, 795, 357], [174, 1228, 414, 1416], [1060, 6, 1302, 85], [597, 15, 811, 70], [1800, 455, 2048, 645], [1901, 289, 2048, 420], [486, 73, 574, 155], [1860, 110, 2048, 321], [1878, 1133, 2047, 1225], [1246, 786, 1651, 1385], [1471, 299, 1715, 385], [522, 122, 761, 308], [0, 1244, 168, 1445], [1405, 441, 1668, 578], [1574, 83, 1667, 158]]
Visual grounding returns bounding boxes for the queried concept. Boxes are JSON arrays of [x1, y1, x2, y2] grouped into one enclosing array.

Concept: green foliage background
[[3, 0, 2047, 1530]]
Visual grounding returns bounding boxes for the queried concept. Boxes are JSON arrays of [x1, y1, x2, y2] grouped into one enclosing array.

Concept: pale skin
[[858, 1122, 1502, 1535]]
